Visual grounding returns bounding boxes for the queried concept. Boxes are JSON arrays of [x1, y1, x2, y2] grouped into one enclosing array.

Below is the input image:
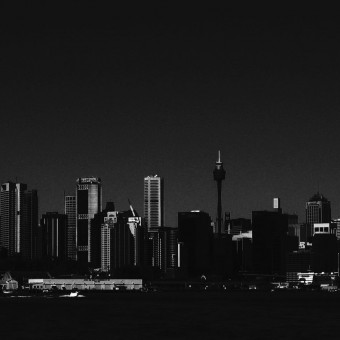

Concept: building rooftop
[[308, 192, 329, 202]]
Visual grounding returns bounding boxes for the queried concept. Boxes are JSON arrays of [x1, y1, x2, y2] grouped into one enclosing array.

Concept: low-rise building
[[28, 278, 143, 291]]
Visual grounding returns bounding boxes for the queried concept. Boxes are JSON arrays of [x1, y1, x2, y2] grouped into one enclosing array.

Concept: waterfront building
[[65, 195, 77, 261], [144, 175, 163, 230], [76, 177, 102, 263], [40, 212, 68, 260]]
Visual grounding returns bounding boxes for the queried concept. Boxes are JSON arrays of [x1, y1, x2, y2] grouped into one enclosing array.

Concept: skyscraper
[[144, 175, 163, 230], [252, 210, 288, 275], [178, 211, 213, 277], [305, 193, 331, 241], [0, 182, 28, 257], [41, 212, 68, 260], [22, 189, 38, 260], [76, 177, 102, 263], [65, 195, 77, 260]]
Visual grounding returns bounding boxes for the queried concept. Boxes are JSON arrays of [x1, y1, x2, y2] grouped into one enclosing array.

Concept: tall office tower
[[0, 182, 27, 256], [213, 151, 226, 236], [147, 227, 178, 277], [178, 211, 213, 277], [252, 210, 288, 275], [144, 175, 164, 230], [90, 201, 116, 269], [305, 193, 331, 241], [101, 209, 141, 272], [22, 190, 38, 260], [101, 211, 118, 272], [76, 177, 102, 263], [65, 195, 77, 261], [40, 212, 68, 260]]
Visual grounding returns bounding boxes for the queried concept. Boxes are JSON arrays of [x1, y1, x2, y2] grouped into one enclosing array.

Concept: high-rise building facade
[[0, 182, 32, 257], [76, 177, 102, 263], [22, 190, 38, 260], [144, 175, 163, 230], [100, 210, 141, 272], [305, 193, 331, 241], [252, 210, 288, 275], [65, 195, 77, 261], [41, 212, 68, 260], [178, 211, 213, 277], [147, 227, 178, 277]]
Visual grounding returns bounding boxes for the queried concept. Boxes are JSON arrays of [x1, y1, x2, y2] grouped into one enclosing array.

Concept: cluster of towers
[[1, 152, 339, 281]]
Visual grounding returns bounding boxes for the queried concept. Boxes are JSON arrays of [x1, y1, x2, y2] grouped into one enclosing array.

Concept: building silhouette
[[178, 211, 213, 278], [22, 190, 38, 260], [101, 209, 142, 273], [65, 195, 76, 261], [252, 209, 288, 275], [146, 226, 178, 277], [0, 182, 37, 259], [40, 212, 68, 260], [311, 223, 338, 273], [144, 175, 163, 230], [76, 177, 102, 263]]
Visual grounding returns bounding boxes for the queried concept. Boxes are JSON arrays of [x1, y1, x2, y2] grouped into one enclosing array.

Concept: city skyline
[[2, 11, 340, 227]]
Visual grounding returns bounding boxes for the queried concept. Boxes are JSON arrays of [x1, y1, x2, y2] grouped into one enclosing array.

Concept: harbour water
[[0, 291, 339, 339]]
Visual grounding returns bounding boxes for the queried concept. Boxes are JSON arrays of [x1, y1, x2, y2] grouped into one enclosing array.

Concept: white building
[[144, 175, 163, 230], [101, 211, 118, 272]]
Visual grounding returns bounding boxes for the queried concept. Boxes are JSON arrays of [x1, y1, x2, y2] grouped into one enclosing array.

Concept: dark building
[[41, 212, 68, 260], [22, 190, 39, 260], [147, 227, 178, 277], [178, 211, 213, 278], [286, 250, 312, 282], [101, 206, 144, 273], [305, 193, 331, 242], [312, 234, 338, 273], [232, 233, 253, 273], [228, 218, 252, 235], [76, 177, 102, 263], [252, 210, 288, 275]]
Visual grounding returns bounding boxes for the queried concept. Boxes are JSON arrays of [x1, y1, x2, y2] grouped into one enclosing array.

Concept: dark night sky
[[1, 7, 340, 226]]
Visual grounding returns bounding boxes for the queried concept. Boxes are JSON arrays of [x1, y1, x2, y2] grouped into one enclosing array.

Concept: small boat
[[69, 291, 79, 297], [60, 290, 84, 298]]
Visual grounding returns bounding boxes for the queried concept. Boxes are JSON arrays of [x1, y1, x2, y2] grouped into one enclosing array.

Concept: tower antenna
[[213, 150, 226, 236]]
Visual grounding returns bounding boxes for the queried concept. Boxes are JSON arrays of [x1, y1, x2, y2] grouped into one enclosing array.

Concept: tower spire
[[213, 150, 226, 236]]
